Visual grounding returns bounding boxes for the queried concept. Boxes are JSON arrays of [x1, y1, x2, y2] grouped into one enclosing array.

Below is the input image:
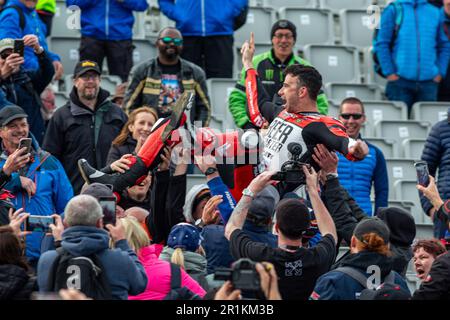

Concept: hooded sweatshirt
[[37, 226, 147, 300], [183, 184, 209, 223], [128, 245, 206, 300]]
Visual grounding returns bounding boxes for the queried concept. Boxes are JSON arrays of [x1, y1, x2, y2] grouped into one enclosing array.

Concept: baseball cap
[[80, 183, 114, 200], [359, 283, 411, 300], [271, 20, 297, 41], [0, 38, 14, 54], [73, 60, 101, 78], [353, 217, 390, 245], [0, 105, 28, 127], [167, 222, 202, 252], [275, 198, 310, 239], [247, 185, 280, 226]]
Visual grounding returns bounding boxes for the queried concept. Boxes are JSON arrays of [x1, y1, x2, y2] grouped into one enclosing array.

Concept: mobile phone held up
[[18, 138, 32, 155], [25, 215, 55, 233], [13, 39, 24, 57], [99, 196, 116, 227], [414, 161, 430, 187]]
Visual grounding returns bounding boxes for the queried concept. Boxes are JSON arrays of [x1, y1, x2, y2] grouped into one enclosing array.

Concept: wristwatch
[[326, 173, 339, 181], [204, 167, 218, 176], [242, 188, 255, 199], [195, 218, 205, 228]]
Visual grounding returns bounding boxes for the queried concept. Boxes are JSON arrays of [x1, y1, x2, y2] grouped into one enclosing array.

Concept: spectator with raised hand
[[0, 0, 62, 79], [412, 239, 447, 282], [113, 217, 206, 300], [37, 195, 148, 300], [66, 0, 148, 82], [0, 208, 36, 300], [0, 36, 55, 144], [225, 168, 337, 300]]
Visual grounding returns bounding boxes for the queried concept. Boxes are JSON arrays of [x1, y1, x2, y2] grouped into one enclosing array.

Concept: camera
[[214, 258, 260, 292], [271, 142, 310, 184]]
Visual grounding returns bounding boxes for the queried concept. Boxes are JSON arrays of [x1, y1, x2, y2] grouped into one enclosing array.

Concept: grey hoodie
[[183, 184, 209, 223]]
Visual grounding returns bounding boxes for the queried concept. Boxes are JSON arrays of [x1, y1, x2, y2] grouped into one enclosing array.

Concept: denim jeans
[[385, 77, 439, 117]]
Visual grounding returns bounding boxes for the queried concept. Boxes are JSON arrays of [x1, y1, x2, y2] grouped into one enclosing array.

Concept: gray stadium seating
[[366, 137, 398, 158], [186, 174, 207, 192], [393, 179, 426, 223], [362, 100, 408, 136], [401, 139, 426, 159], [319, 0, 373, 12], [48, 37, 81, 77], [234, 6, 276, 46], [100, 75, 122, 95], [374, 120, 431, 145], [206, 78, 238, 120], [132, 12, 146, 40], [363, 48, 387, 87], [324, 83, 383, 101], [340, 9, 375, 48], [265, 0, 317, 8], [303, 45, 361, 83], [52, 2, 81, 38], [54, 92, 69, 108], [385, 158, 417, 198], [132, 39, 157, 66], [411, 102, 450, 124], [278, 7, 334, 49], [234, 43, 273, 73]]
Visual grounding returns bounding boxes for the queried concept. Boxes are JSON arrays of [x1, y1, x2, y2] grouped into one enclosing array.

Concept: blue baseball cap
[[167, 223, 202, 252]]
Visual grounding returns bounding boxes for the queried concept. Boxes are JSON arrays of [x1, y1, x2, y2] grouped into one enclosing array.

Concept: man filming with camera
[[224, 167, 337, 300]]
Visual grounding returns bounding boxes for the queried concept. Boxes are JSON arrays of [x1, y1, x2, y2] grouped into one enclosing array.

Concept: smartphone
[[18, 138, 32, 154], [99, 196, 116, 226], [13, 39, 24, 57], [25, 215, 55, 233], [415, 161, 430, 187]]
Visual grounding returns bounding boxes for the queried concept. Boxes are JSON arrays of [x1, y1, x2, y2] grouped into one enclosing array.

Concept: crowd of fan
[[0, 0, 449, 300]]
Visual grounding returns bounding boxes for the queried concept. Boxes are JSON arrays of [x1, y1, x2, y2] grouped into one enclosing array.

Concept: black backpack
[[47, 247, 113, 300], [0, 5, 26, 31], [335, 266, 411, 300], [163, 263, 202, 300], [372, 2, 403, 78]]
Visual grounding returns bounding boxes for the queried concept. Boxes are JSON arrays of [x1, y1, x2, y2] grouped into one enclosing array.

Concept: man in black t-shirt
[[224, 167, 337, 300]]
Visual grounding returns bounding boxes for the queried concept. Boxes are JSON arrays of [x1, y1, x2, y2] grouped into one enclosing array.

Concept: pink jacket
[[128, 244, 206, 300]]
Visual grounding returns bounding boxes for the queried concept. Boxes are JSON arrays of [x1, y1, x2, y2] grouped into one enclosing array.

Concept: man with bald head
[[124, 27, 211, 126]]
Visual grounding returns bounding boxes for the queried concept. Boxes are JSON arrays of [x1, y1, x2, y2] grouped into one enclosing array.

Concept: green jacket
[[36, 0, 56, 14], [228, 50, 329, 128]]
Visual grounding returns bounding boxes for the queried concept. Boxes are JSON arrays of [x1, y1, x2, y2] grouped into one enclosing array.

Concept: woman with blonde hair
[[111, 217, 206, 300], [311, 218, 410, 300]]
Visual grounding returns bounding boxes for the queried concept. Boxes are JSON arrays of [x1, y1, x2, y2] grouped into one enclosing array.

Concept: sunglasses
[[159, 37, 183, 46], [340, 113, 364, 120]]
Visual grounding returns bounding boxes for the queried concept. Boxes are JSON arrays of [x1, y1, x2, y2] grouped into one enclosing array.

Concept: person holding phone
[[0, 36, 54, 144], [0, 105, 73, 269]]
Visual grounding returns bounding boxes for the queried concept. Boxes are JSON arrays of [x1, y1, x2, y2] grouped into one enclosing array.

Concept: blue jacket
[[37, 226, 148, 299], [311, 251, 409, 300], [421, 113, 450, 237], [0, 135, 73, 262], [158, 0, 248, 37], [0, 0, 60, 71], [66, 0, 148, 40], [375, 0, 450, 81], [337, 141, 388, 216]]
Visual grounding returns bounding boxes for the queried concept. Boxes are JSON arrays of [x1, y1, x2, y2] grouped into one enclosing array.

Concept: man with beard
[[123, 27, 211, 127], [42, 60, 127, 194]]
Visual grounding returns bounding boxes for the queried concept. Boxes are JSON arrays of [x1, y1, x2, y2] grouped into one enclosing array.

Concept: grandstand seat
[[52, 2, 81, 38], [303, 45, 361, 83], [324, 83, 383, 101], [374, 120, 431, 145], [100, 75, 122, 95], [132, 12, 146, 40], [278, 7, 334, 49], [385, 158, 417, 198], [393, 179, 425, 223], [362, 100, 408, 136], [234, 6, 276, 46], [405, 274, 421, 293], [48, 37, 81, 77], [363, 48, 387, 87], [401, 139, 426, 159], [319, 0, 373, 12], [206, 78, 238, 120], [416, 222, 435, 238], [132, 39, 157, 66], [410, 102, 450, 124], [54, 92, 69, 108], [340, 9, 375, 48], [265, 0, 317, 8], [187, 174, 207, 192], [326, 100, 339, 118], [234, 43, 273, 73], [365, 137, 398, 158]]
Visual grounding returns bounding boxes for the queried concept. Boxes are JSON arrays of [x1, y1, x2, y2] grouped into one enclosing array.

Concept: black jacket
[[413, 251, 450, 300], [42, 88, 127, 194], [106, 135, 137, 167], [0, 264, 37, 300]]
